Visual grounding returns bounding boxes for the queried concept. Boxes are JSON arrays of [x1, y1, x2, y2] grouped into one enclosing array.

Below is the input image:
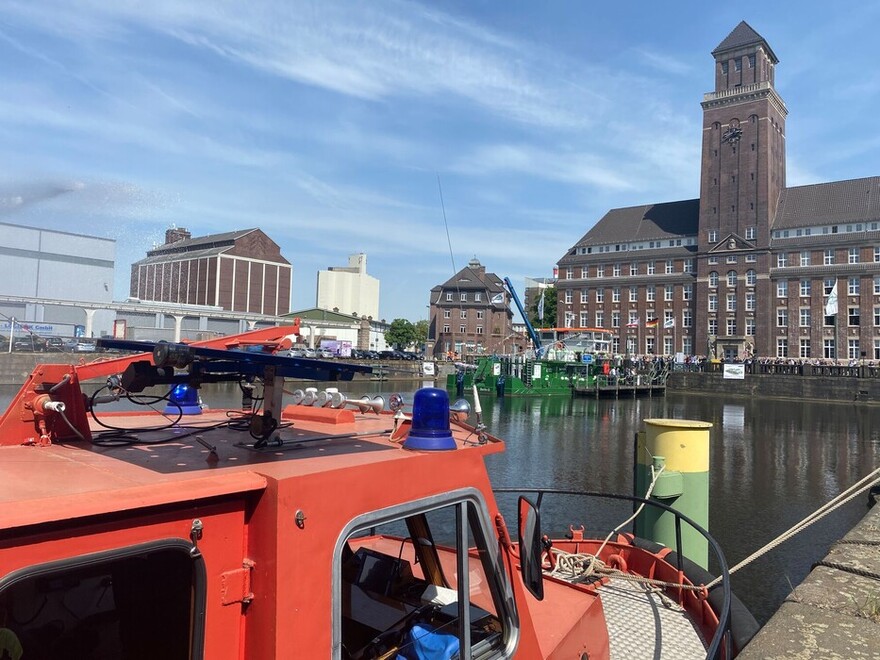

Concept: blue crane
[[502, 277, 544, 357]]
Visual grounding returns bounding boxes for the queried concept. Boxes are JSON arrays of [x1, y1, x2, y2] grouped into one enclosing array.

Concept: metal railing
[[493, 487, 733, 660]]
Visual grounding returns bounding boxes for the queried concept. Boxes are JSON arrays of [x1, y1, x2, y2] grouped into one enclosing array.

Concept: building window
[[800, 308, 811, 327], [460, 310, 467, 319], [564, 290, 573, 304], [708, 256, 718, 265], [800, 338, 811, 358], [727, 294, 737, 312], [646, 285, 655, 302], [746, 292, 756, 311], [726, 318, 737, 336], [613, 264, 621, 277], [825, 249, 834, 265], [647, 262, 655, 275], [875, 246, 880, 263], [476, 310, 484, 320], [727, 271, 737, 287], [777, 308, 788, 327], [443, 325, 450, 334], [708, 319, 718, 336], [849, 248, 859, 264], [665, 260, 674, 274], [874, 306, 880, 327], [800, 251, 810, 267], [596, 289, 604, 303], [612, 311, 620, 328], [709, 271, 719, 287], [745, 227, 756, 240], [721, 62, 728, 75], [612, 287, 621, 302], [849, 307, 860, 326], [646, 337, 655, 355], [875, 339, 880, 360], [663, 336, 673, 355], [708, 229, 718, 243], [595, 312, 604, 327], [777, 338, 788, 358], [708, 294, 718, 312], [597, 265, 605, 277], [628, 311, 638, 326], [476, 326, 483, 335], [777, 280, 788, 297], [566, 267, 573, 279], [629, 286, 638, 302], [683, 309, 693, 328], [735, 58, 742, 72], [684, 259, 694, 273], [443, 310, 451, 319], [683, 284, 693, 301], [746, 269, 756, 286], [446, 292, 453, 301], [664, 285, 673, 301], [824, 279, 835, 295], [459, 325, 466, 334], [800, 279, 811, 297], [580, 289, 588, 303], [630, 262, 638, 276], [475, 292, 482, 302], [874, 276, 880, 295], [777, 253, 788, 268], [824, 338, 836, 359], [460, 293, 467, 302], [849, 277, 860, 295], [745, 318, 756, 336], [581, 267, 589, 278], [726, 255, 737, 264], [580, 312, 589, 326], [849, 339, 860, 360], [746, 254, 756, 262]]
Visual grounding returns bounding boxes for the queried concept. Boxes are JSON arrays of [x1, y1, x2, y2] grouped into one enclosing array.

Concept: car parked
[[316, 349, 334, 359], [12, 335, 48, 352]]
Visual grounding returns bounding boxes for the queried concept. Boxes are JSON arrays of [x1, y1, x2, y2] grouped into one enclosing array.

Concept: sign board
[[581, 354, 593, 364], [533, 364, 542, 379], [722, 363, 745, 380], [492, 363, 501, 376], [422, 361, 436, 377]]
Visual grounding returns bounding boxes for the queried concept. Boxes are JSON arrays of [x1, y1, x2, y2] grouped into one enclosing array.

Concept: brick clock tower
[[696, 21, 787, 359]]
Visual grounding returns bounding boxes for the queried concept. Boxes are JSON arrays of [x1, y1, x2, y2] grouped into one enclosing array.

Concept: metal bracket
[[220, 559, 255, 605]]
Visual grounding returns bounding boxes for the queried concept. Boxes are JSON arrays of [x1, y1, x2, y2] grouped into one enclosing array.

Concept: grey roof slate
[[147, 228, 257, 255], [132, 245, 228, 266], [773, 176, 880, 229], [575, 199, 699, 246], [712, 21, 777, 63]]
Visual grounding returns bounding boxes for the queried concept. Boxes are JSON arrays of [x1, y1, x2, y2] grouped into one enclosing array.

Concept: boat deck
[[599, 577, 707, 659]]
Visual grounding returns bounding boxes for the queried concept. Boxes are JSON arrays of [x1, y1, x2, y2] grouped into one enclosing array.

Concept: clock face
[[722, 126, 742, 144]]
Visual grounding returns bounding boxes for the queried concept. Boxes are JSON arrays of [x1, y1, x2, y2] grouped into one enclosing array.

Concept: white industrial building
[[316, 253, 379, 321]]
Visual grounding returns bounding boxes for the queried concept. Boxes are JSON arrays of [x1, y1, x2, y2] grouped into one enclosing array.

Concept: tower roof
[[712, 21, 778, 63]]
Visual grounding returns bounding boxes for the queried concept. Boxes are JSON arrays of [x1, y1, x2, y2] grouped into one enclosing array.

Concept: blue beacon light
[[403, 387, 457, 451], [164, 384, 203, 415]]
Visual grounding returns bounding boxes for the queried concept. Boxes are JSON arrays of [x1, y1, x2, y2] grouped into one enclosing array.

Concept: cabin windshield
[[337, 494, 515, 659], [0, 542, 204, 660]]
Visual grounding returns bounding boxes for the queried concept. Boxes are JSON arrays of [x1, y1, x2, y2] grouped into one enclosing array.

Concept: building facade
[[428, 258, 518, 359], [316, 253, 380, 320], [556, 22, 880, 361], [130, 228, 292, 316]]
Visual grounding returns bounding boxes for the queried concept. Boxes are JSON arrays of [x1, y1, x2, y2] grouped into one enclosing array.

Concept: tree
[[530, 287, 557, 327], [413, 320, 429, 347], [385, 318, 417, 350]]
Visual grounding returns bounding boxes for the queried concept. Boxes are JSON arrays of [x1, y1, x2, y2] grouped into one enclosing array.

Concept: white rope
[[705, 464, 880, 589]]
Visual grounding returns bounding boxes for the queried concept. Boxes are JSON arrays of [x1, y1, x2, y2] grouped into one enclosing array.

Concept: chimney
[[165, 227, 191, 244]]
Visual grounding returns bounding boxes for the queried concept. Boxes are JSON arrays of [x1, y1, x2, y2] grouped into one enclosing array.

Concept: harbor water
[[3, 380, 878, 626]]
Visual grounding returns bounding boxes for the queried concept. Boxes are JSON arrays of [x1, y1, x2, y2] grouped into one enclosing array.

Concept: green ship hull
[[447, 356, 600, 396]]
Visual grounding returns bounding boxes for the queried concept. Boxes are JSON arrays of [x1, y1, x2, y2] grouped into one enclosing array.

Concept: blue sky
[[1, 1, 879, 322]]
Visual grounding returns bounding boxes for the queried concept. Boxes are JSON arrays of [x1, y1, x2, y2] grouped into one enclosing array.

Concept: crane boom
[[502, 277, 543, 357]]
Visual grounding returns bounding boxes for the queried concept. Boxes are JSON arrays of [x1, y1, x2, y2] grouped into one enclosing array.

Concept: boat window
[[337, 493, 515, 659], [0, 541, 205, 660]]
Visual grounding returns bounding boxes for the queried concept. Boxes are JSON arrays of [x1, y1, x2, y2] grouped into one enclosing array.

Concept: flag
[[537, 291, 545, 321], [491, 292, 504, 304], [824, 281, 838, 316], [626, 318, 639, 328], [663, 318, 675, 329], [646, 318, 659, 328]]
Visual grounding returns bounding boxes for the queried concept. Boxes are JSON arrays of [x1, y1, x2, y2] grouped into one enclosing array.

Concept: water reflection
[[1, 380, 877, 625]]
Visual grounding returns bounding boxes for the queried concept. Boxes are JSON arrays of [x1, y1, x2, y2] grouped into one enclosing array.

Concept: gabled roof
[[574, 199, 699, 246], [433, 264, 505, 293], [712, 21, 778, 63], [147, 229, 257, 256], [773, 176, 880, 229]]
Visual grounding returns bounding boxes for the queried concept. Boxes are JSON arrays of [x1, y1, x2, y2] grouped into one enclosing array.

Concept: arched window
[[727, 271, 737, 287], [709, 271, 719, 287], [746, 269, 756, 286]]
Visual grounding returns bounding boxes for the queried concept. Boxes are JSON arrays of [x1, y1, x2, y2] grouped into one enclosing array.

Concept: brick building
[[130, 227, 292, 315], [556, 21, 880, 361], [428, 258, 520, 358]]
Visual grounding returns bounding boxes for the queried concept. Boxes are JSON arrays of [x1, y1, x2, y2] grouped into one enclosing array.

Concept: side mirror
[[517, 496, 544, 600]]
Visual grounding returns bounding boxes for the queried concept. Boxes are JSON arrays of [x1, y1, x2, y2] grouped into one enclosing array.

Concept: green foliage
[[413, 319, 429, 345], [385, 318, 417, 349], [531, 287, 557, 327]]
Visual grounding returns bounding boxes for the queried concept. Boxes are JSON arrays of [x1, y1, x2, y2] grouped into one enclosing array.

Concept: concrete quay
[[739, 497, 880, 659]]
